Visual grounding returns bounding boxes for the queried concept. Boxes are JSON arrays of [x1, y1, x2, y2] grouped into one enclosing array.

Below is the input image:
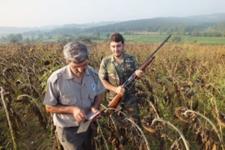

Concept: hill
[[1, 13, 225, 42], [83, 13, 225, 34]]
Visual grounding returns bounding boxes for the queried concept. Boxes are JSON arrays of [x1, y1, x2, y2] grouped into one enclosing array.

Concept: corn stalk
[[0, 87, 17, 150]]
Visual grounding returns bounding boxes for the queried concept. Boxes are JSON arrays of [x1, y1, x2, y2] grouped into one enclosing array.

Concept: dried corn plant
[[175, 107, 224, 149], [93, 106, 150, 150], [0, 42, 224, 149]]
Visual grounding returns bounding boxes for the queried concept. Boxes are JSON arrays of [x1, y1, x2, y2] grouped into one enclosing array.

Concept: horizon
[[1, 0, 225, 28]]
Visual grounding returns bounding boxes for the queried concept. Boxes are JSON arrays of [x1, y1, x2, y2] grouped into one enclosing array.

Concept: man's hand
[[91, 107, 99, 113], [88, 107, 101, 120], [115, 86, 125, 95], [72, 107, 86, 123], [135, 69, 144, 78]]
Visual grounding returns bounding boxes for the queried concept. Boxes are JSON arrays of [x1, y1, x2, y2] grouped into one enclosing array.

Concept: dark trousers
[[56, 126, 93, 150]]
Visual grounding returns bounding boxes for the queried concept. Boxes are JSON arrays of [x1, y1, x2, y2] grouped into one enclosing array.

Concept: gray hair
[[63, 42, 89, 63]]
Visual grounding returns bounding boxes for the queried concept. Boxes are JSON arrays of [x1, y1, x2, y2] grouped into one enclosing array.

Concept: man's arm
[[100, 78, 125, 96], [82, 92, 104, 121], [133, 56, 144, 78], [91, 92, 104, 111], [98, 58, 124, 95], [45, 105, 86, 123]]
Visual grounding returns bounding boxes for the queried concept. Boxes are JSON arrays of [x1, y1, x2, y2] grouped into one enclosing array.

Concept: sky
[[0, 0, 225, 27]]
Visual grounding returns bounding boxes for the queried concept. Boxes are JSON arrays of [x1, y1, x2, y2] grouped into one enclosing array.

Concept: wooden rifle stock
[[108, 34, 172, 108], [108, 93, 123, 108]]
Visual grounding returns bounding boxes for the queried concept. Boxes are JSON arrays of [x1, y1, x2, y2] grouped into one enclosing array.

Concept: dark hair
[[110, 32, 125, 44]]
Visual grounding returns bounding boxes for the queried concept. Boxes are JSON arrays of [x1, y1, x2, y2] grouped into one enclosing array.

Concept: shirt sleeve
[[98, 59, 107, 80], [43, 78, 59, 106], [95, 77, 106, 95]]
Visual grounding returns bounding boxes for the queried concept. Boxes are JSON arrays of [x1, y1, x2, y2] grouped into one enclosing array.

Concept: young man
[[43, 42, 105, 150], [99, 32, 143, 125]]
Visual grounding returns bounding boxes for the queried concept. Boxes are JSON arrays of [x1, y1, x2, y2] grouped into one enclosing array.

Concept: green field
[[123, 34, 225, 44]]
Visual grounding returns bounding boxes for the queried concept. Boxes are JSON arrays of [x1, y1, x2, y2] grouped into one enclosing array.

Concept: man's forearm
[[100, 79, 117, 93], [46, 104, 87, 123], [45, 105, 76, 114], [92, 93, 104, 109]]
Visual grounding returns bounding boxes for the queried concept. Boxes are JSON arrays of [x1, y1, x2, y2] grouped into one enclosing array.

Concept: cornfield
[[0, 41, 224, 150]]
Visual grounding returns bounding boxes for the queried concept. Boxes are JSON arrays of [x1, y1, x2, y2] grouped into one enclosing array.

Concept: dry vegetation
[[0, 41, 225, 149]]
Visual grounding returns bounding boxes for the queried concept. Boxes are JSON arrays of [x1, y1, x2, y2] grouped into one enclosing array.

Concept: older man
[[43, 42, 105, 150]]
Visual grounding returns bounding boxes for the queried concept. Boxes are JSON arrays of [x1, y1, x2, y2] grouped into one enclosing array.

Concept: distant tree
[[6, 34, 23, 43]]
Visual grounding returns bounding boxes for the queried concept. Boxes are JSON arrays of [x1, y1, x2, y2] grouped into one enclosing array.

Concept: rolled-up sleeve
[[43, 78, 59, 106], [98, 59, 107, 80]]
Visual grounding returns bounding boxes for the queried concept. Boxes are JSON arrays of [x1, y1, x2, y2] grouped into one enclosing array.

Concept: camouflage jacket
[[99, 52, 138, 102]]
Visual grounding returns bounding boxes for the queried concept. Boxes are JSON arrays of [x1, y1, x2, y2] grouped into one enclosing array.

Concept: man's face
[[69, 60, 88, 78], [110, 41, 124, 57]]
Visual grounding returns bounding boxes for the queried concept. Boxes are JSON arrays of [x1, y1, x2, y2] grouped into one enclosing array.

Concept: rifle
[[108, 34, 172, 108]]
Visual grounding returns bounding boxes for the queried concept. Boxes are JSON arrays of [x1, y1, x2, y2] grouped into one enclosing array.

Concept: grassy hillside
[[81, 13, 225, 35], [1, 13, 225, 43]]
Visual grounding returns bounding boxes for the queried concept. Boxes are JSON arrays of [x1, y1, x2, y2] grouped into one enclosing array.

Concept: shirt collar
[[110, 52, 127, 63], [64, 65, 90, 80]]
